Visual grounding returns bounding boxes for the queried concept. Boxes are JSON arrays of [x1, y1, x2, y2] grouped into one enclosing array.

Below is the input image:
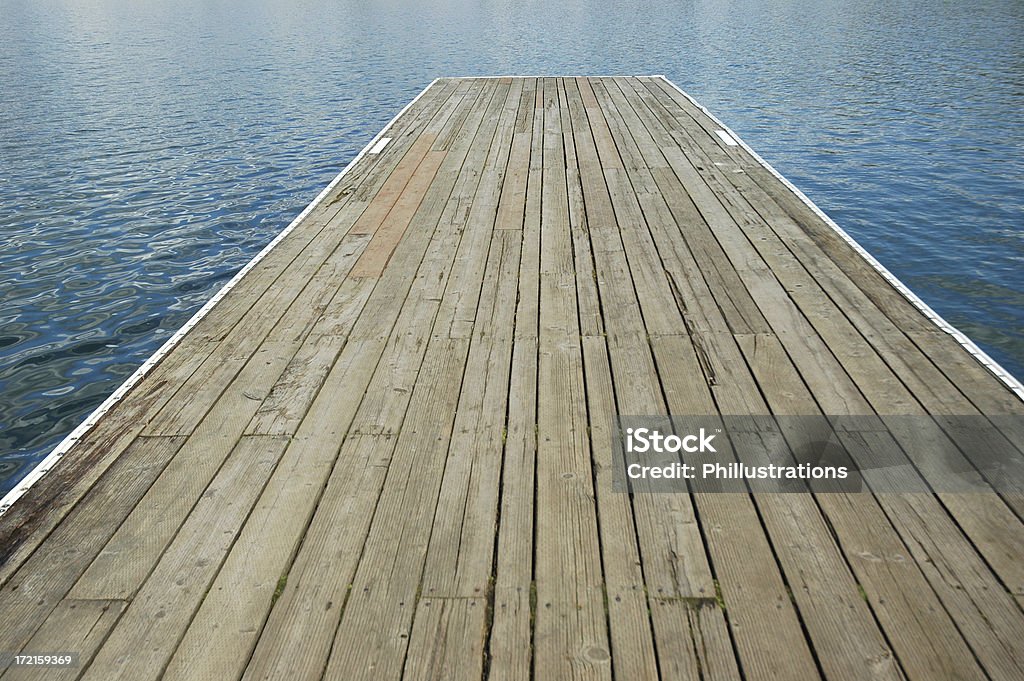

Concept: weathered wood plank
[[244, 276, 375, 435], [433, 78, 522, 340], [532, 78, 611, 681], [79, 436, 289, 681], [564, 76, 709, 681], [1, 599, 125, 681], [349, 149, 447, 278], [349, 133, 439, 236], [69, 341, 294, 600], [239, 78, 506, 681], [607, 76, 922, 681], [325, 79, 521, 681], [835, 431, 1024, 680], [165, 79, 491, 681], [488, 78, 542, 681], [563, 77, 661, 681], [651, 333, 823, 681], [418, 229, 521, 597], [402, 598, 487, 681], [580, 78, 820, 681], [317, 337, 470, 681], [736, 333, 981, 681], [69, 174, 400, 595], [0, 436, 185, 659]]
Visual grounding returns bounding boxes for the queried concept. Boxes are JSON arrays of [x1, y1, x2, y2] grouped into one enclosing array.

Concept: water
[[1, 0, 1022, 494]]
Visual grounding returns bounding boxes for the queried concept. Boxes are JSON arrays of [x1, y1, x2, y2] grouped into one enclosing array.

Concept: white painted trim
[[714, 129, 738, 147], [0, 79, 442, 518], [657, 75, 1024, 402]]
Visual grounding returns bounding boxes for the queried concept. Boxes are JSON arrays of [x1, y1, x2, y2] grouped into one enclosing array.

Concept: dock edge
[[655, 75, 1024, 402], [0, 78, 441, 518]]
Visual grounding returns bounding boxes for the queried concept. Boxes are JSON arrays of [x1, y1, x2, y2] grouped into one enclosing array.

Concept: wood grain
[[1, 77, 1021, 681]]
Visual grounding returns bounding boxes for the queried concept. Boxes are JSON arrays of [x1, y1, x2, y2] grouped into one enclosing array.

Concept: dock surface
[[2, 76, 1024, 681]]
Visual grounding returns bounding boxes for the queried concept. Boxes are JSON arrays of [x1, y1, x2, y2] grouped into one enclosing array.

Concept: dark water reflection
[[1, 0, 1022, 493]]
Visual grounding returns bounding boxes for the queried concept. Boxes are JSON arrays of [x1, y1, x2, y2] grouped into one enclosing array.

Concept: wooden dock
[[2, 76, 1024, 681]]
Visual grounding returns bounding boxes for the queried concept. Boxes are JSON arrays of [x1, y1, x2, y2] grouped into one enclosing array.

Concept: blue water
[[1, 0, 1022, 494]]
